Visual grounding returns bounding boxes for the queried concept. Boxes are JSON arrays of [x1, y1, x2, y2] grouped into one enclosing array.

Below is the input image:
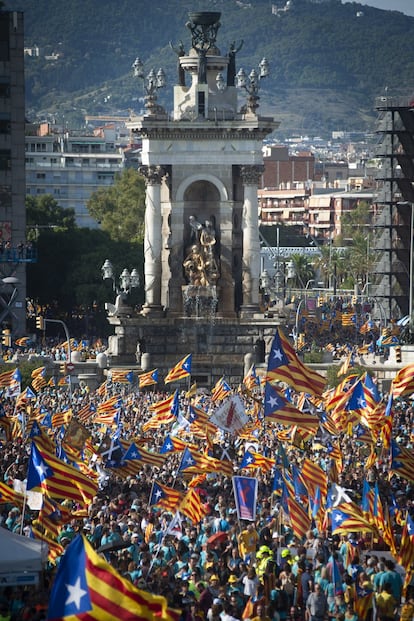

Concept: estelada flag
[[138, 369, 159, 388], [164, 354, 192, 384], [233, 475, 258, 522], [266, 328, 326, 396], [27, 441, 97, 507], [46, 534, 178, 621]]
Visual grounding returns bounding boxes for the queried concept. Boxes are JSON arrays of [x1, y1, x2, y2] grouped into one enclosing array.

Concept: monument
[[106, 11, 279, 385]]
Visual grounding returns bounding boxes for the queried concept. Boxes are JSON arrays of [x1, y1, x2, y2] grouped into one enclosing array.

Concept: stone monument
[[106, 10, 280, 385]]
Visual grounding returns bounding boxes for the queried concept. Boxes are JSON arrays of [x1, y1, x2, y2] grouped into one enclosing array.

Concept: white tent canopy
[[0, 527, 48, 572]]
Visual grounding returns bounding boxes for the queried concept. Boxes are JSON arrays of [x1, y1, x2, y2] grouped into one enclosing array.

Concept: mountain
[[4, 0, 414, 136]]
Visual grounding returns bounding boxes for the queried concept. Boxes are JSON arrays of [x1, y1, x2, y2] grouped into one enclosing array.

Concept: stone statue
[[227, 40, 244, 86], [197, 47, 208, 84], [170, 40, 186, 87], [184, 216, 219, 286]]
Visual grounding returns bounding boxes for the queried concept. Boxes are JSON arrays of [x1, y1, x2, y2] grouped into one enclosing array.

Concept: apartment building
[[25, 122, 125, 228]]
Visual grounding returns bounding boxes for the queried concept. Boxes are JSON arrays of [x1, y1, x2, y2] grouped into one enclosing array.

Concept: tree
[[287, 253, 315, 289], [339, 201, 378, 290], [26, 228, 143, 336], [312, 243, 346, 292], [87, 168, 146, 243], [26, 195, 76, 239]]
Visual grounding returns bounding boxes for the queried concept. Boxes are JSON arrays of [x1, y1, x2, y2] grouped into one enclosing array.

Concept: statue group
[[183, 216, 220, 287]]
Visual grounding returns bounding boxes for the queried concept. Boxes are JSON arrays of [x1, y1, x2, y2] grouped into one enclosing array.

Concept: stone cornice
[[130, 126, 276, 140], [128, 116, 279, 140]]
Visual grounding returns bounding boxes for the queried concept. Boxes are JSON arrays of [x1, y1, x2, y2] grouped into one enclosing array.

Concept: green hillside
[[4, 0, 414, 134]]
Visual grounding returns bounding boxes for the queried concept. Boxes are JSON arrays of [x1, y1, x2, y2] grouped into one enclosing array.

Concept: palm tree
[[287, 253, 315, 289]]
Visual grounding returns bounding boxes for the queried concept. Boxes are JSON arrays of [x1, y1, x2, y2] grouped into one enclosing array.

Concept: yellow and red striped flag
[[392, 362, 414, 397], [287, 496, 311, 540], [15, 336, 30, 347], [0, 481, 25, 506], [179, 488, 208, 524], [0, 367, 20, 387], [138, 369, 159, 388], [142, 392, 178, 431], [301, 458, 328, 498], [47, 534, 178, 620], [211, 376, 232, 402], [149, 481, 183, 512], [31, 367, 48, 392], [31, 525, 64, 565], [240, 450, 275, 473], [110, 369, 134, 384], [27, 440, 97, 506], [32, 494, 72, 539], [397, 512, 414, 574], [164, 354, 192, 384], [331, 502, 376, 535], [266, 328, 326, 396], [51, 408, 72, 428]]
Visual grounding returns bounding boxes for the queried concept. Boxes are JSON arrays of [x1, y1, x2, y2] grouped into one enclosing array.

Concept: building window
[[36, 173, 45, 179], [0, 150, 11, 170], [0, 82, 10, 98], [0, 119, 11, 134]]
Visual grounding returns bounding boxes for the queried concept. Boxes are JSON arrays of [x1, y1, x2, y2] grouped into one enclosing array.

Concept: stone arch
[[176, 174, 228, 203]]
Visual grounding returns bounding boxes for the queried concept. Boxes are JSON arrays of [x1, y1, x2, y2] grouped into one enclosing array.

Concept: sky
[[351, 0, 414, 16]]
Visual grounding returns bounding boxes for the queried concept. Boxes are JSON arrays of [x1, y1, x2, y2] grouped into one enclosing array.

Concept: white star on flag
[[65, 577, 87, 609], [267, 395, 281, 408], [272, 348, 284, 362], [35, 459, 50, 479]]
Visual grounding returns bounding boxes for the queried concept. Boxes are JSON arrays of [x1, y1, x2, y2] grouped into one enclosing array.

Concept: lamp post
[[132, 57, 166, 113], [101, 259, 140, 305], [236, 57, 269, 114]]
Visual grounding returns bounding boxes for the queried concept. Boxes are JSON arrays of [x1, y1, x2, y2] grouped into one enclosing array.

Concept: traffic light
[[317, 296, 323, 307], [395, 346, 402, 363], [59, 362, 67, 375], [382, 327, 391, 338], [352, 295, 357, 305], [1, 329, 11, 347], [297, 333, 305, 350], [36, 316, 45, 330]]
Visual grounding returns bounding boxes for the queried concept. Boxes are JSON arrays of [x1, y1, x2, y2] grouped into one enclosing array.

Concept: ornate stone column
[[139, 165, 164, 316], [239, 165, 263, 316]]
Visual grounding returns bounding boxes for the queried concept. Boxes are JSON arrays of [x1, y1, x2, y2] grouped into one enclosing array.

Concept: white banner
[[209, 395, 249, 434]]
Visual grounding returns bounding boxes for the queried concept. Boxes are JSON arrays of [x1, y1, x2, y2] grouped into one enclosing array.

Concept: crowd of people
[[0, 343, 413, 620]]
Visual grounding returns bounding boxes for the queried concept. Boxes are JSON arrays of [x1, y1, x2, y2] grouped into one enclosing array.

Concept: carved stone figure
[[227, 40, 243, 86], [183, 217, 220, 286], [170, 40, 186, 87]]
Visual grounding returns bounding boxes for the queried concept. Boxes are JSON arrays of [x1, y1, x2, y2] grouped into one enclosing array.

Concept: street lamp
[[236, 57, 269, 114], [101, 260, 140, 297], [132, 57, 166, 113], [216, 72, 226, 92]]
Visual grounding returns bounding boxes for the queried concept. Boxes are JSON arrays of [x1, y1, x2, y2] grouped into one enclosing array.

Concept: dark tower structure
[[374, 95, 414, 322]]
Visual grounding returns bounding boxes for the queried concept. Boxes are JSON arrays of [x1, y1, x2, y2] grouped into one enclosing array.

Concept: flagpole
[[171, 450, 185, 489], [19, 487, 28, 535]]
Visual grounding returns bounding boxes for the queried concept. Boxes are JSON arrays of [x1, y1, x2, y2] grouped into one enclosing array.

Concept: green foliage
[[87, 169, 146, 243], [287, 253, 315, 289], [7, 0, 414, 133], [27, 227, 144, 314], [325, 364, 365, 389], [303, 351, 323, 364], [0, 360, 50, 390], [26, 195, 76, 240]]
